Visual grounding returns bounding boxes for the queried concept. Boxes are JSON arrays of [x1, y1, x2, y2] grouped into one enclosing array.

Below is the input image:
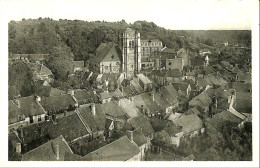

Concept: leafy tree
[[8, 60, 34, 97], [45, 46, 74, 81]]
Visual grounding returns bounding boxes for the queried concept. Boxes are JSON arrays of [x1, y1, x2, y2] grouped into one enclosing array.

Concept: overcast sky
[[0, 0, 257, 30]]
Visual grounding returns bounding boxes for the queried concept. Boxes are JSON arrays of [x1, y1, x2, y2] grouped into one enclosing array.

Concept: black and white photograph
[[0, 0, 259, 167]]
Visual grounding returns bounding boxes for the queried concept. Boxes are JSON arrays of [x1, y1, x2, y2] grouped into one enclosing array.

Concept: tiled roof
[[73, 61, 84, 68], [184, 107, 201, 116], [159, 85, 179, 106], [172, 83, 189, 92], [149, 117, 171, 132], [128, 115, 154, 137], [8, 96, 46, 124], [99, 91, 113, 100], [22, 135, 73, 161], [38, 113, 89, 142], [74, 89, 92, 102], [164, 123, 182, 136], [165, 69, 182, 78], [174, 114, 203, 135], [154, 92, 171, 110], [128, 128, 147, 147], [130, 79, 144, 94], [226, 82, 251, 93], [189, 92, 212, 110], [206, 110, 243, 131], [119, 98, 142, 118], [40, 94, 76, 112], [77, 104, 106, 132], [49, 87, 66, 97], [136, 74, 152, 85], [82, 136, 140, 161], [101, 101, 127, 119]]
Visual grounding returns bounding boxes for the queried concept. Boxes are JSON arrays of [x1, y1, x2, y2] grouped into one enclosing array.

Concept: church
[[91, 28, 163, 79]]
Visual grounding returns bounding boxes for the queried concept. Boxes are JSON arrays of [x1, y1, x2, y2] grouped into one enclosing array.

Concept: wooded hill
[[9, 18, 251, 63]]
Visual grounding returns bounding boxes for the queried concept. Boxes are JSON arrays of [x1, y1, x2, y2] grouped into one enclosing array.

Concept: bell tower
[[122, 28, 141, 79]]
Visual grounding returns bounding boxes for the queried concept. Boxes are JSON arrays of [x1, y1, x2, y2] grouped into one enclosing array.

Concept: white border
[[0, 0, 259, 167]]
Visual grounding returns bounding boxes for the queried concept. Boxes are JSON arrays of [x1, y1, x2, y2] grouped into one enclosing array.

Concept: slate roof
[[226, 82, 251, 93], [94, 43, 122, 63], [8, 96, 46, 124], [119, 98, 142, 118], [82, 136, 140, 161], [161, 48, 177, 54], [174, 114, 203, 135], [22, 135, 73, 161], [130, 79, 144, 94]]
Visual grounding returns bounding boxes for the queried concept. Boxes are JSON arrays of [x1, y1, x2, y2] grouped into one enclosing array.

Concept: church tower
[[122, 28, 141, 79]]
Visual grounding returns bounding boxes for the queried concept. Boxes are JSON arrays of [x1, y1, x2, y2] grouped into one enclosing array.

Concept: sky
[[0, 0, 257, 30]]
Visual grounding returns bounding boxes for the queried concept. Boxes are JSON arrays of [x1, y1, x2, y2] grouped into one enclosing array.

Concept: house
[[177, 48, 189, 66], [40, 94, 78, 115], [165, 69, 184, 83], [90, 43, 122, 74], [234, 92, 252, 113], [172, 83, 191, 98], [159, 84, 179, 109], [82, 136, 141, 161], [101, 101, 128, 131], [153, 92, 173, 115], [154, 130, 172, 145], [128, 115, 155, 149], [73, 61, 84, 72], [132, 92, 162, 117], [190, 57, 205, 70], [148, 117, 171, 132], [166, 58, 184, 71], [189, 90, 213, 114], [9, 53, 49, 63], [8, 96, 47, 132], [140, 39, 163, 58], [76, 104, 106, 139], [99, 91, 113, 104], [136, 74, 152, 92], [118, 98, 142, 118], [21, 135, 74, 161], [73, 89, 95, 105], [164, 123, 183, 147], [174, 114, 205, 139], [206, 110, 246, 133], [126, 128, 148, 160], [30, 63, 54, 83]]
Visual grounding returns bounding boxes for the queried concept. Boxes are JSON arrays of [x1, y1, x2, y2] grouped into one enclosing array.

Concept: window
[[116, 62, 119, 65], [129, 41, 131, 48], [38, 115, 41, 122], [131, 41, 134, 49]]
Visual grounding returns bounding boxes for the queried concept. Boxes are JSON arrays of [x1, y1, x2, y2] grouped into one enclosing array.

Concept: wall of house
[[126, 151, 142, 161], [139, 143, 147, 160], [100, 61, 121, 74]]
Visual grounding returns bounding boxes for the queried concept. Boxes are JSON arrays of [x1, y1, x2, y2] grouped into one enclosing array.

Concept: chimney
[[126, 130, 134, 143], [92, 103, 96, 116], [52, 113, 57, 124], [36, 96, 41, 102], [70, 90, 74, 96], [53, 144, 60, 160], [16, 142, 21, 154], [14, 99, 21, 108]]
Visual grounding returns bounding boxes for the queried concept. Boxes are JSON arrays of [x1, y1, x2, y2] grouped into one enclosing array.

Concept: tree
[[8, 60, 34, 97], [45, 45, 74, 81]]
